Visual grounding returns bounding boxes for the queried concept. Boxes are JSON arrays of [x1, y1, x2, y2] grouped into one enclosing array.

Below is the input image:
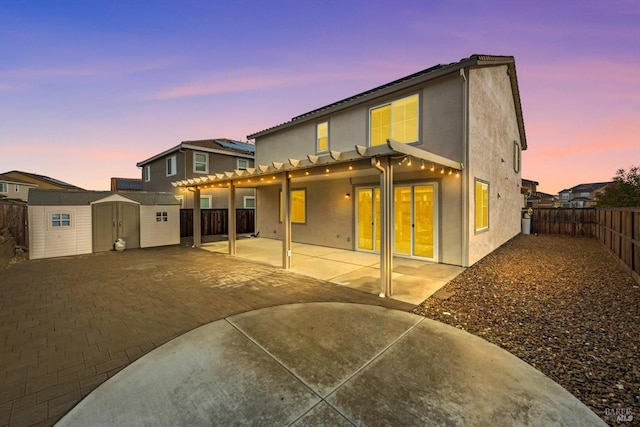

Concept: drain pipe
[[372, 156, 393, 297], [460, 68, 470, 267]]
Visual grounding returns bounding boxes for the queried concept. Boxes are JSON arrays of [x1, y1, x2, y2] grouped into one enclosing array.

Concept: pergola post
[[281, 173, 291, 269], [228, 180, 236, 255], [193, 187, 202, 248], [379, 156, 393, 297]]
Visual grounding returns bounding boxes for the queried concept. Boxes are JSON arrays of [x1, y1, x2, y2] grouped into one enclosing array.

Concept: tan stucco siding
[[255, 75, 464, 165], [256, 178, 354, 250], [467, 65, 523, 265], [139, 205, 180, 248]]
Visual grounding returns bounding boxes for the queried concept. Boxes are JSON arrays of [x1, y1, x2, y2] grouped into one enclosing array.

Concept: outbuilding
[[28, 189, 180, 260]]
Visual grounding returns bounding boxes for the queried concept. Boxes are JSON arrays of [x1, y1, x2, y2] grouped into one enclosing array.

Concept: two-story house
[[558, 182, 611, 207], [136, 139, 255, 209], [1, 170, 82, 201], [172, 54, 527, 296], [0, 173, 37, 201]]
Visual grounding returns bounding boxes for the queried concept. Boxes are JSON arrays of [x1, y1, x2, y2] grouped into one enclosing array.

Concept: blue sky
[[1, 0, 638, 192]]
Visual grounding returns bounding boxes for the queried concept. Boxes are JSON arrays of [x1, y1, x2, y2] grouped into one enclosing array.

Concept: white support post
[[281, 172, 291, 269], [228, 180, 236, 256], [379, 157, 393, 297], [193, 187, 202, 248]]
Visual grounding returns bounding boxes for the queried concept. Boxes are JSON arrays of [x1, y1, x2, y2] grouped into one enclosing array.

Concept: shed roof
[[28, 189, 180, 206]]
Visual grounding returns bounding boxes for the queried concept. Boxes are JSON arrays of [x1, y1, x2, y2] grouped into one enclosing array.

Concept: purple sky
[[1, 1, 638, 194]]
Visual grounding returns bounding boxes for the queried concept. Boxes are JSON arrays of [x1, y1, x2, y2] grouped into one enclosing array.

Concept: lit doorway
[[356, 183, 437, 261]]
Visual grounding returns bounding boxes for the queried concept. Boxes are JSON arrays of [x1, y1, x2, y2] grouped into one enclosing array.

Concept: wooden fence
[[0, 201, 28, 247], [180, 209, 255, 238], [529, 207, 639, 283], [596, 208, 639, 283], [529, 207, 597, 237]]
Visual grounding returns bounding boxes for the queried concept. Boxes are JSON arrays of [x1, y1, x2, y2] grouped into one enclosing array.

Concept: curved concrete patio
[[57, 303, 605, 426]]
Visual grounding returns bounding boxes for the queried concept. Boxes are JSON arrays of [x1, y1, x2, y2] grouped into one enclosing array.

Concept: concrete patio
[[201, 237, 465, 305], [57, 303, 607, 426]]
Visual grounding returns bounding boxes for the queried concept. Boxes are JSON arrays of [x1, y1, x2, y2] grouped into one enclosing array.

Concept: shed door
[[92, 202, 140, 252]]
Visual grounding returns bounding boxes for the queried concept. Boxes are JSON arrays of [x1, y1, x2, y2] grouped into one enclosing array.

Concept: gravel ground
[[413, 234, 639, 426]]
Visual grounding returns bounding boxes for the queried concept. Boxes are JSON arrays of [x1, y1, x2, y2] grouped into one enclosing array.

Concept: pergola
[[173, 140, 463, 297]]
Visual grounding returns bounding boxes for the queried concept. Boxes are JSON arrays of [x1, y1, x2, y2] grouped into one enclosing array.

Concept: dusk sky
[[1, 1, 638, 194]]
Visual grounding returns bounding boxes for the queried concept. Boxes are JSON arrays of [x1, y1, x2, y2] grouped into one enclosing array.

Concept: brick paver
[[0, 245, 412, 426]]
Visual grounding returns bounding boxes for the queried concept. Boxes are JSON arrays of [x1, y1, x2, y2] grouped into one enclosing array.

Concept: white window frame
[[144, 165, 151, 182], [166, 155, 177, 177], [49, 212, 73, 229], [193, 152, 209, 174], [475, 180, 489, 233], [243, 196, 255, 209], [237, 158, 249, 170], [369, 93, 419, 147], [199, 195, 212, 209], [316, 121, 329, 153], [0, 183, 8, 193], [156, 211, 168, 222]]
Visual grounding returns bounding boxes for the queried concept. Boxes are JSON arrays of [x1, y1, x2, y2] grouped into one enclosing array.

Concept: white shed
[[28, 189, 181, 260]]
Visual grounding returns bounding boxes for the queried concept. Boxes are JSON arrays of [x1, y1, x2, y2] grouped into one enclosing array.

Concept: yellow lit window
[[291, 189, 306, 223], [475, 180, 489, 232], [369, 94, 418, 146], [317, 122, 328, 152]]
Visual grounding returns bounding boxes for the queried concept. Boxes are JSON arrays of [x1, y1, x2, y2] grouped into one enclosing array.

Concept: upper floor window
[[513, 141, 521, 173], [194, 152, 208, 174], [166, 155, 177, 176], [369, 94, 419, 146], [317, 122, 328, 152], [0, 183, 7, 193], [237, 159, 249, 170], [580, 192, 590, 198], [144, 165, 151, 182], [475, 180, 489, 232], [561, 193, 570, 200], [14, 184, 19, 192]]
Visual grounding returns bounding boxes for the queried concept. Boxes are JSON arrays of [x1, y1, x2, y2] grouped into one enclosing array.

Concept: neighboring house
[[558, 182, 612, 208], [111, 177, 143, 192], [136, 139, 256, 209], [521, 179, 539, 207], [526, 191, 558, 208], [28, 189, 180, 260], [0, 173, 38, 201], [172, 53, 527, 294], [2, 170, 83, 191]]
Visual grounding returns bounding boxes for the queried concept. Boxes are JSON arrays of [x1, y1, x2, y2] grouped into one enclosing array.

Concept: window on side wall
[[0, 183, 7, 193], [50, 213, 72, 228], [144, 165, 151, 182], [237, 159, 249, 170], [279, 189, 306, 223], [513, 141, 521, 173], [199, 196, 212, 209], [244, 196, 255, 208], [194, 152, 209, 174], [475, 180, 489, 232], [369, 94, 419, 146], [167, 155, 177, 176], [317, 122, 329, 152]]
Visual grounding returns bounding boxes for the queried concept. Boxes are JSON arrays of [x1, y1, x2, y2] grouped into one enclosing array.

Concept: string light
[[448, 169, 453, 175], [440, 168, 445, 174], [420, 161, 425, 170], [455, 170, 460, 177], [305, 170, 309, 176], [430, 164, 435, 172], [348, 164, 353, 171], [407, 158, 412, 166], [325, 167, 330, 173]]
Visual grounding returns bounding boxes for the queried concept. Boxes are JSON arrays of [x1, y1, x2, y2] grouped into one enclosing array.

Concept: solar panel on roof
[[216, 140, 255, 153]]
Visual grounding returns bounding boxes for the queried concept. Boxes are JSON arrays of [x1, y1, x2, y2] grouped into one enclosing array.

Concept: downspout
[[460, 68, 470, 267]]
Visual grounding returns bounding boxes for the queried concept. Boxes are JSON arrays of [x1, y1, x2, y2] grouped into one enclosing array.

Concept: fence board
[[180, 209, 255, 237], [0, 201, 28, 247]]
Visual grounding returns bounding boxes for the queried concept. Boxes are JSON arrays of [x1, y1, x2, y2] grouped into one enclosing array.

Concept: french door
[[356, 183, 437, 260]]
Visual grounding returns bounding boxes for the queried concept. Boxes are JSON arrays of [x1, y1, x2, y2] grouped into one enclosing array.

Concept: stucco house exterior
[[0, 173, 37, 201], [137, 139, 256, 209], [173, 54, 527, 296]]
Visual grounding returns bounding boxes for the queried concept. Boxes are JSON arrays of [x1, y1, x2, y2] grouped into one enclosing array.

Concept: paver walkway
[[0, 246, 412, 427]]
